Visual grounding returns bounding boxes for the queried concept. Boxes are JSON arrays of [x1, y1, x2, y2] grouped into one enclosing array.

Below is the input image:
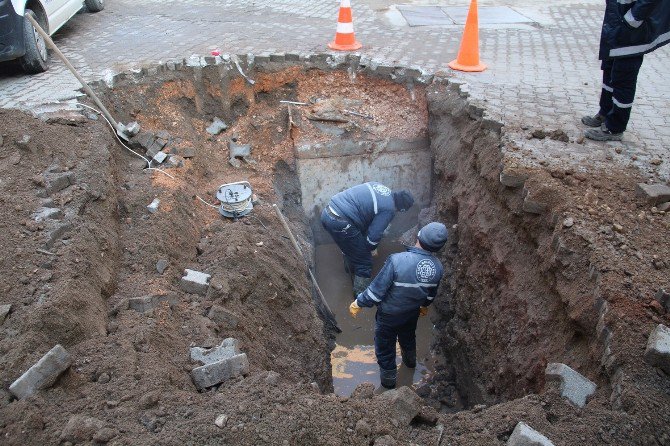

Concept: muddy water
[[315, 241, 435, 396]]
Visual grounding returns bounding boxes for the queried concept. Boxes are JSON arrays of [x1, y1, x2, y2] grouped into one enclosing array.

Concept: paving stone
[[9, 344, 72, 399], [207, 305, 240, 328], [0, 304, 11, 324], [191, 352, 249, 390], [507, 422, 554, 446], [545, 362, 596, 407], [644, 324, 670, 374], [181, 269, 211, 295], [375, 386, 421, 426], [128, 294, 178, 313], [32, 207, 63, 222], [636, 183, 670, 206], [191, 338, 240, 365]]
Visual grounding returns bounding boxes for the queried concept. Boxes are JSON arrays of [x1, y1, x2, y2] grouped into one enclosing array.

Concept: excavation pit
[[2, 53, 669, 444]]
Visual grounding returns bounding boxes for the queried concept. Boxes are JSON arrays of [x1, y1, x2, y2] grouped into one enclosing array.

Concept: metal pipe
[[25, 13, 120, 130]]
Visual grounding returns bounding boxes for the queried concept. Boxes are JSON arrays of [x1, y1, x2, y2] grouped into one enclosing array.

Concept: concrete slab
[[396, 5, 453, 27], [545, 363, 596, 407], [443, 6, 535, 25]]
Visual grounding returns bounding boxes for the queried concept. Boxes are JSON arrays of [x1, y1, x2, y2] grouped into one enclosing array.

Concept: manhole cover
[[396, 5, 535, 27]]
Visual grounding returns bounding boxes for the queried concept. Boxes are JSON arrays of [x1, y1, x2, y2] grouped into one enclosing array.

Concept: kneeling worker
[[321, 182, 414, 295], [349, 222, 448, 389]]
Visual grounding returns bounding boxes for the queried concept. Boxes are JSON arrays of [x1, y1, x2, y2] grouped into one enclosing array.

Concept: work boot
[[401, 349, 416, 368], [352, 275, 372, 296], [584, 127, 623, 142], [581, 113, 605, 127], [380, 367, 397, 389]]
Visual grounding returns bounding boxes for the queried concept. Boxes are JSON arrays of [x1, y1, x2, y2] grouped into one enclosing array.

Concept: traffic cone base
[[448, 59, 486, 72], [329, 0, 362, 51], [328, 40, 362, 51]]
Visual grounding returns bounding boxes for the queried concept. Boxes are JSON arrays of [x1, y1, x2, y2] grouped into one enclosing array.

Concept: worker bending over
[[321, 182, 414, 295], [350, 222, 448, 389]]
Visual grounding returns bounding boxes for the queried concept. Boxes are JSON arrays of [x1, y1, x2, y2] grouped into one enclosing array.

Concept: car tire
[[18, 10, 48, 74], [84, 0, 105, 12]]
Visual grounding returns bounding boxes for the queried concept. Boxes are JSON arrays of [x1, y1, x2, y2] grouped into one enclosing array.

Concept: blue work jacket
[[600, 0, 670, 59], [356, 247, 444, 315], [329, 182, 396, 250]]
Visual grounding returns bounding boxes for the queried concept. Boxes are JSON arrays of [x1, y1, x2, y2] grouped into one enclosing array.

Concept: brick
[[644, 324, 670, 374], [636, 183, 670, 206], [181, 269, 211, 295], [545, 363, 596, 407], [375, 386, 421, 426], [9, 345, 72, 399], [507, 422, 554, 446], [191, 353, 249, 390]]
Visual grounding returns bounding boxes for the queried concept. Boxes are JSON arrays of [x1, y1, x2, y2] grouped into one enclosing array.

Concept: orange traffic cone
[[328, 0, 362, 51], [448, 0, 487, 72]]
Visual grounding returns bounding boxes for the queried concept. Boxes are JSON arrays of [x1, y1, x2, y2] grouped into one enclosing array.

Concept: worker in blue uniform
[[349, 222, 448, 389], [583, 0, 670, 141], [321, 182, 414, 295]]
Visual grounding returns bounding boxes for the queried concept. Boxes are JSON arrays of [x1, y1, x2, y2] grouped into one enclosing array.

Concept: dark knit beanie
[[392, 190, 414, 212], [418, 222, 448, 252]]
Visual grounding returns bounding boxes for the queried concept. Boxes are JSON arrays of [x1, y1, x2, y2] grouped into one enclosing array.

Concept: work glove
[[349, 300, 361, 318], [419, 306, 428, 317]]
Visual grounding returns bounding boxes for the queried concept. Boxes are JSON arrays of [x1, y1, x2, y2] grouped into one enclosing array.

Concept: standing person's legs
[[598, 58, 615, 118], [375, 312, 399, 389], [321, 209, 373, 278], [397, 311, 420, 368], [605, 55, 644, 133]]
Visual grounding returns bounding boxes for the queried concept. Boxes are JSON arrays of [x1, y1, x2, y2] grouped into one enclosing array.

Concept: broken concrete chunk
[[636, 183, 670, 206], [40, 172, 74, 197], [152, 151, 168, 164], [60, 415, 105, 444], [206, 117, 228, 135], [228, 140, 253, 168], [128, 295, 178, 313], [644, 324, 670, 374], [507, 422, 554, 446], [207, 305, 240, 328], [191, 338, 240, 365], [375, 386, 421, 426], [500, 170, 528, 188], [545, 363, 596, 407], [156, 259, 169, 274], [0, 304, 11, 324], [147, 198, 160, 214], [32, 207, 63, 222], [44, 222, 72, 249], [9, 344, 72, 399], [181, 269, 211, 295], [522, 196, 547, 215], [191, 354, 249, 390], [655, 289, 670, 312], [15, 134, 31, 151]]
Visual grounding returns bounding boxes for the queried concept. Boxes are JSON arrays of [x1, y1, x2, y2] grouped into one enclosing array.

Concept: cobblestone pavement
[[0, 0, 668, 178]]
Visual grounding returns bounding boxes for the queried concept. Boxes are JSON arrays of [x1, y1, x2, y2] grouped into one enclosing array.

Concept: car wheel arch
[[24, 0, 49, 33]]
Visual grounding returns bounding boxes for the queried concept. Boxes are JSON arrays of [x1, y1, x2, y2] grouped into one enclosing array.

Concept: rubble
[[644, 324, 670, 374], [9, 344, 72, 399], [180, 269, 211, 295], [635, 183, 670, 206], [507, 422, 554, 446], [156, 259, 169, 274], [190, 338, 249, 390], [375, 386, 421, 426], [655, 289, 670, 312], [228, 139, 253, 168], [32, 207, 63, 222], [206, 117, 228, 135], [147, 198, 160, 213], [128, 294, 178, 313], [545, 363, 596, 407], [207, 305, 240, 328]]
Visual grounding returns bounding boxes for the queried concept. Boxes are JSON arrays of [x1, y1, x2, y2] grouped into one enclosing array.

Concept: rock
[[500, 169, 528, 188], [531, 129, 547, 139], [355, 419, 371, 436], [658, 202, 670, 212], [545, 363, 596, 407], [655, 289, 670, 312], [156, 259, 169, 274], [181, 269, 211, 295], [139, 391, 160, 409], [181, 147, 196, 158], [351, 382, 375, 400], [97, 372, 111, 384], [613, 223, 624, 233], [208, 305, 240, 328], [60, 415, 105, 443], [92, 427, 117, 443], [207, 117, 228, 135], [563, 217, 574, 228], [375, 386, 421, 426], [0, 304, 11, 324], [265, 371, 281, 385], [191, 353, 249, 390], [644, 324, 670, 374], [636, 183, 670, 206], [152, 151, 168, 164], [522, 196, 547, 215], [415, 406, 438, 425], [164, 155, 185, 169], [15, 134, 32, 151], [9, 344, 72, 399], [215, 414, 228, 428], [43, 222, 72, 249], [147, 198, 160, 213], [373, 435, 396, 446], [32, 207, 62, 222], [191, 338, 239, 364], [128, 294, 178, 313], [507, 422, 554, 446]]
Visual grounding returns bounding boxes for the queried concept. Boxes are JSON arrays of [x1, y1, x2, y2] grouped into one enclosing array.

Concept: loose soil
[[0, 65, 668, 445]]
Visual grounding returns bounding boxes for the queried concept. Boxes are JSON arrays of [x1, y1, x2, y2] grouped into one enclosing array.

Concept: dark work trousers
[[375, 310, 419, 371], [320, 208, 372, 278], [598, 55, 644, 133]]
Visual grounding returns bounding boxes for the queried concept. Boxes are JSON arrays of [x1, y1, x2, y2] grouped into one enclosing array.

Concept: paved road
[[1, 0, 668, 178]]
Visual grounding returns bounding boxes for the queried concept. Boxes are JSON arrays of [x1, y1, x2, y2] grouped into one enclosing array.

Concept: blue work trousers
[[599, 55, 644, 133], [375, 310, 419, 371], [320, 208, 372, 278]]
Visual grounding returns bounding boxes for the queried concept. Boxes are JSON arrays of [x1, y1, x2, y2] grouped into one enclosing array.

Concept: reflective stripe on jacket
[[600, 0, 670, 59], [356, 246, 444, 315]]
